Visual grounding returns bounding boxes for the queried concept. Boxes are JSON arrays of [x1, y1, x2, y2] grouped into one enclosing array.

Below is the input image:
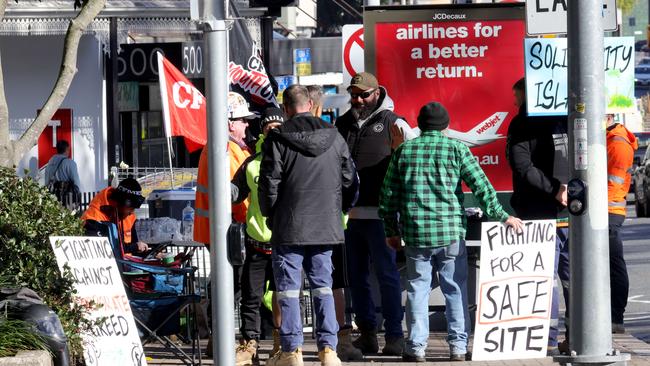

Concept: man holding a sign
[[378, 102, 522, 362]]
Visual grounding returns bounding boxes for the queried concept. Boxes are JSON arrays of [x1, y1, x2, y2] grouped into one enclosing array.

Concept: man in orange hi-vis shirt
[[606, 114, 638, 334], [194, 92, 255, 246]]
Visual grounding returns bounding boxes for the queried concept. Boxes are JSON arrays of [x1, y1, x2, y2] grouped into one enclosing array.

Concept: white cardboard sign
[[472, 220, 556, 361], [49, 236, 147, 366], [525, 0, 617, 35]]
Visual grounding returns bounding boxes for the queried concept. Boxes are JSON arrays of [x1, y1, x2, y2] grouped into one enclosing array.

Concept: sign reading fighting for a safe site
[[366, 5, 525, 192], [50, 237, 146, 366], [472, 220, 556, 361]]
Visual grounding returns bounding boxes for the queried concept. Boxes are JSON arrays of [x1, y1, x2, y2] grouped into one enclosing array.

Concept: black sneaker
[[450, 353, 466, 361], [402, 353, 426, 362]]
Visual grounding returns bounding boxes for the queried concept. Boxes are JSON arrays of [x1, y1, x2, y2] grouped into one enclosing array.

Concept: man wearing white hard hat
[[194, 92, 256, 358]]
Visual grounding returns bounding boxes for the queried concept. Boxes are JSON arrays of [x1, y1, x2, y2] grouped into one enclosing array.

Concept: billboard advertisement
[[365, 4, 526, 192]]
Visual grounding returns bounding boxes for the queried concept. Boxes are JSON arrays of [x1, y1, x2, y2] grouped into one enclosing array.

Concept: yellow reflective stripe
[[608, 201, 627, 207], [608, 174, 625, 185], [196, 208, 210, 217]]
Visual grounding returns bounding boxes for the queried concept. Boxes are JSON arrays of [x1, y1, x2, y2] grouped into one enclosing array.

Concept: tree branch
[[13, 0, 106, 165]]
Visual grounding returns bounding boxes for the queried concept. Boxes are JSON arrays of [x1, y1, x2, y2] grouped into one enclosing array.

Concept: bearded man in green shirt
[[378, 101, 522, 362]]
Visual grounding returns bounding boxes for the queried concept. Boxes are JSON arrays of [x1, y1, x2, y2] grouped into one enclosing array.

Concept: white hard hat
[[227, 92, 256, 120]]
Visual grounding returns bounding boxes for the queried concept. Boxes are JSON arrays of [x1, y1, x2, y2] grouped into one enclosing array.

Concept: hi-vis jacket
[[81, 187, 137, 252], [194, 141, 250, 245], [607, 123, 638, 217]]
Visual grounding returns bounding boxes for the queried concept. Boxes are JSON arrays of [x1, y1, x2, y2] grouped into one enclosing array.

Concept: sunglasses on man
[[349, 89, 376, 99]]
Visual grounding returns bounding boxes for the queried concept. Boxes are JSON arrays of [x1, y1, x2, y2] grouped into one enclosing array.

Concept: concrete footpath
[[145, 332, 650, 365]]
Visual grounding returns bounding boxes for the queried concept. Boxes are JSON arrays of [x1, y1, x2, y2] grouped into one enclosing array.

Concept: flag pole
[[157, 52, 176, 189]]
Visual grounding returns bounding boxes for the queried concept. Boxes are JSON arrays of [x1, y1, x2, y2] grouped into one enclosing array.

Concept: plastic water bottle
[[182, 201, 195, 240]]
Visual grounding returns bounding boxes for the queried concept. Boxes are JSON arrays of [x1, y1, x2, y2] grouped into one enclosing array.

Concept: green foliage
[[618, 0, 638, 15], [609, 94, 634, 108], [0, 317, 50, 358], [0, 167, 92, 364]]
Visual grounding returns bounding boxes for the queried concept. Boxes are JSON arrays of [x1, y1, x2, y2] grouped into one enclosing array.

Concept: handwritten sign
[[49, 237, 147, 366], [472, 220, 556, 361], [525, 37, 635, 116]]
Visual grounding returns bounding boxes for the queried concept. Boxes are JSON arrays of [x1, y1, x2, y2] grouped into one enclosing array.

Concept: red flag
[[157, 52, 207, 152]]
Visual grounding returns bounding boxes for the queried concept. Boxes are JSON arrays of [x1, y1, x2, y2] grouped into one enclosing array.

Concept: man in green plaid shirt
[[379, 102, 522, 362]]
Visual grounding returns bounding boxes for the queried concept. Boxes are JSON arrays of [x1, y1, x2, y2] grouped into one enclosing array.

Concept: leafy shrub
[[0, 317, 50, 357], [0, 167, 92, 363]]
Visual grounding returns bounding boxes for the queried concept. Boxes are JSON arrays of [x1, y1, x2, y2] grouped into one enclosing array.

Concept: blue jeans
[[345, 219, 404, 338], [272, 245, 338, 352], [404, 242, 469, 357], [550, 227, 570, 346]]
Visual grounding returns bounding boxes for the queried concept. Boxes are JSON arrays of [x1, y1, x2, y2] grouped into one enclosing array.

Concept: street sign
[[293, 48, 312, 76], [525, 0, 617, 35], [342, 24, 364, 86]]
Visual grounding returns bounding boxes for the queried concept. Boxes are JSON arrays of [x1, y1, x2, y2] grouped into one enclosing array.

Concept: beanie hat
[[113, 178, 145, 209], [261, 107, 285, 129], [417, 102, 450, 131]]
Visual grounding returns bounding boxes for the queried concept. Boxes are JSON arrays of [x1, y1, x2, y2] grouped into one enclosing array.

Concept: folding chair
[[99, 222, 203, 365]]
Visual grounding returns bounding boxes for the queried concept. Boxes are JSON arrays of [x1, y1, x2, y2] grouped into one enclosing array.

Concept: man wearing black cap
[[379, 102, 522, 362], [335, 71, 416, 355], [82, 178, 148, 255], [230, 106, 285, 365]]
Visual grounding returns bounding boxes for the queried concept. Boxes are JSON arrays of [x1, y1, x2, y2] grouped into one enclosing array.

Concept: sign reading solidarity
[[524, 36, 635, 116], [370, 6, 525, 191], [49, 237, 147, 366], [342, 24, 364, 85], [472, 220, 556, 361]]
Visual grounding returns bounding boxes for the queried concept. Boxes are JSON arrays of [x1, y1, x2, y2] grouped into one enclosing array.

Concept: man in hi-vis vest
[[605, 114, 638, 334], [194, 92, 255, 245]]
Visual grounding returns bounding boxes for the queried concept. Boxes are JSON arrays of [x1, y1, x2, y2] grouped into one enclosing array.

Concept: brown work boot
[[382, 336, 404, 356], [270, 328, 281, 357], [352, 329, 379, 354], [235, 339, 258, 366], [265, 348, 303, 366], [336, 326, 363, 361], [318, 347, 342, 366]]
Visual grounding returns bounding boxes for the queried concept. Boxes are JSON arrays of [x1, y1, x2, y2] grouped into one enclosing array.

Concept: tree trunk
[[0, 0, 106, 168], [0, 0, 12, 168]]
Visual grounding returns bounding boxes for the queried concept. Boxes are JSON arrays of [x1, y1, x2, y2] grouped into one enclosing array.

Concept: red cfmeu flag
[[157, 52, 207, 152]]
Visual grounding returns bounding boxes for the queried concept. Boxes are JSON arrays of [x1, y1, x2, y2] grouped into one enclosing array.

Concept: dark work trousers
[[609, 213, 629, 324], [239, 244, 274, 341]]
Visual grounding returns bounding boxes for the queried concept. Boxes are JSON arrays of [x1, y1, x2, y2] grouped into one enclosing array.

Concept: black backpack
[[47, 158, 81, 210]]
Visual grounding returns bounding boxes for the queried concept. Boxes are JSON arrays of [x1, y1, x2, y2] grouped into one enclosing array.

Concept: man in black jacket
[[335, 72, 416, 355], [506, 78, 570, 354], [259, 85, 356, 366]]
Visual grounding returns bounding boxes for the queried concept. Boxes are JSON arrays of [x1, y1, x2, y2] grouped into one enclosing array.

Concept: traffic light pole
[[553, 0, 630, 364], [204, 1, 236, 365]]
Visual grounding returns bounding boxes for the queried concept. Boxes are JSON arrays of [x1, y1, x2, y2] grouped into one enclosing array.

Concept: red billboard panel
[[366, 5, 525, 191]]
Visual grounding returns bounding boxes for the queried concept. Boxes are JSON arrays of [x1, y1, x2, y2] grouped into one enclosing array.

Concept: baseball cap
[[347, 72, 379, 91], [227, 92, 256, 120]]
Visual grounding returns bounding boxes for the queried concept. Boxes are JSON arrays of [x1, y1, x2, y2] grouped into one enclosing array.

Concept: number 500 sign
[[182, 42, 204, 78]]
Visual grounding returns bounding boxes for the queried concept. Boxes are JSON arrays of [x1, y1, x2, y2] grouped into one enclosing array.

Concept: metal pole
[[204, 0, 235, 364], [553, 0, 630, 364], [106, 17, 120, 170]]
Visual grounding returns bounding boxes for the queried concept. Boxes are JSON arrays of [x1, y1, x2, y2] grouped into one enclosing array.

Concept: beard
[[350, 100, 377, 121]]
